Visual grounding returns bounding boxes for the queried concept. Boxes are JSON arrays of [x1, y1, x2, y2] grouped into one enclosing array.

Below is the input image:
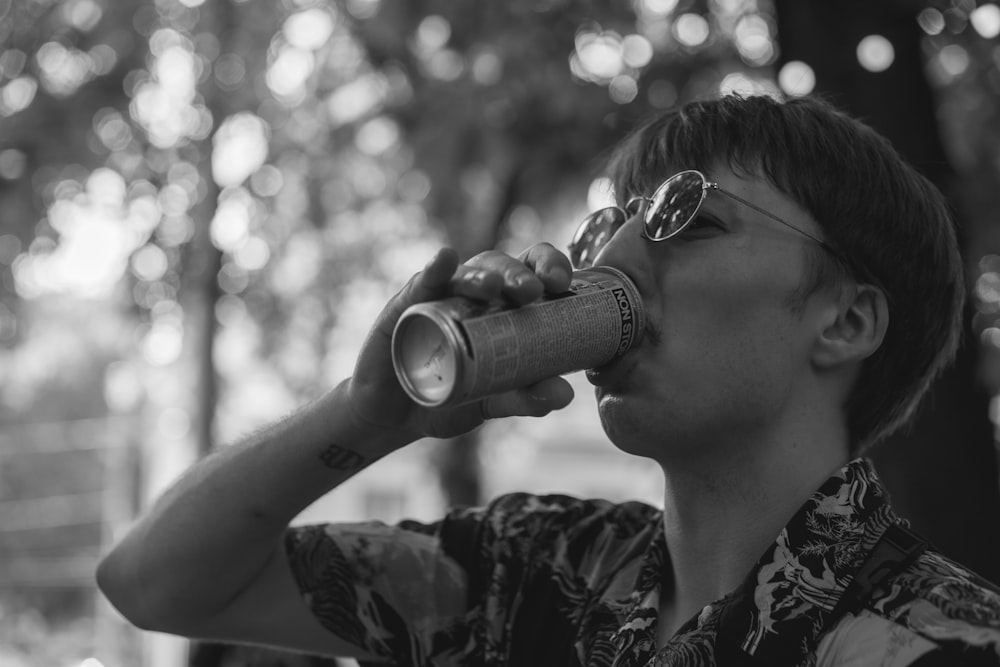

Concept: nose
[[591, 204, 651, 275]]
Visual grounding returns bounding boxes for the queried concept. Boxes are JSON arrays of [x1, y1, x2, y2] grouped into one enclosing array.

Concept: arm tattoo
[[318, 443, 366, 471]]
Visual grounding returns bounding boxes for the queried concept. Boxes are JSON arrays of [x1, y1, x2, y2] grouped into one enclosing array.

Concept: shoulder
[[884, 549, 1000, 633], [817, 550, 1000, 666]]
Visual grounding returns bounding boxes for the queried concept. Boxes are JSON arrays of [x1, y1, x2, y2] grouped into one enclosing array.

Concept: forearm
[[97, 379, 414, 630]]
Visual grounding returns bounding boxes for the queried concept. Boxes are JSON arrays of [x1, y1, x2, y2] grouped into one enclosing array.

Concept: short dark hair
[[604, 94, 965, 452]]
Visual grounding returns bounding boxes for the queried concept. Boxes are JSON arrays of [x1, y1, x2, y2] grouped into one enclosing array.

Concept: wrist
[[321, 379, 415, 455]]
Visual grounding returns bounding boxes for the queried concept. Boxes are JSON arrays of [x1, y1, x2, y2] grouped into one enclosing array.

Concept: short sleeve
[[283, 493, 654, 666], [284, 505, 486, 665]]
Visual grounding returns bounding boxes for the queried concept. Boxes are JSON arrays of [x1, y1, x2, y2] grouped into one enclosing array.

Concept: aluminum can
[[391, 266, 644, 407]]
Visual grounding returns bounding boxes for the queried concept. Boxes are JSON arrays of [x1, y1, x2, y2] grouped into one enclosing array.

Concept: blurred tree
[[774, 0, 1000, 584]]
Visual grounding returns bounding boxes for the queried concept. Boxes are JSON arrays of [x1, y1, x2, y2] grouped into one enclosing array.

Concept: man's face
[[587, 165, 838, 460]]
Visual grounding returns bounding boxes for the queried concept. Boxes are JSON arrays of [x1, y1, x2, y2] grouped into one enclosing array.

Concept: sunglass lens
[[644, 171, 706, 240], [570, 207, 627, 268]]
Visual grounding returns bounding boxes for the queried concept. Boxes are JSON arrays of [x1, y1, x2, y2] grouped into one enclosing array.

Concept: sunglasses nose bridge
[[625, 195, 650, 217]]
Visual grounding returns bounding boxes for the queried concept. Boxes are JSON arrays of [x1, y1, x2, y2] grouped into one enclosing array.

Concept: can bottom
[[394, 314, 458, 405]]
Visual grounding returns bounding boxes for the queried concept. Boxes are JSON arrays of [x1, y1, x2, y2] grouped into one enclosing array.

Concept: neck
[[655, 421, 850, 637]]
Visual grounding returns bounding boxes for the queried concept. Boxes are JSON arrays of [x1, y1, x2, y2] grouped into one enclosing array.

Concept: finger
[[479, 376, 575, 419], [448, 264, 505, 301], [519, 243, 573, 294], [414, 247, 461, 296], [463, 251, 543, 305], [371, 248, 459, 336]]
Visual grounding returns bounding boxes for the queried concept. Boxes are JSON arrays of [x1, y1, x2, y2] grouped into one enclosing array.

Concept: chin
[[596, 393, 654, 457]]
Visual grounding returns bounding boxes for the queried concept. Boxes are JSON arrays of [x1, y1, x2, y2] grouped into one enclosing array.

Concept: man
[[97, 95, 1000, 665]]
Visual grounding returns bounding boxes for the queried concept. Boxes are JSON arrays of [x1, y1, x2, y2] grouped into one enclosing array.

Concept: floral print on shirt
[[285, 459, 1000, 666]]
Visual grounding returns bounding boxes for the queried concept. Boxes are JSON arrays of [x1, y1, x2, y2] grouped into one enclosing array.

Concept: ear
[[812, 284, 889, 370]]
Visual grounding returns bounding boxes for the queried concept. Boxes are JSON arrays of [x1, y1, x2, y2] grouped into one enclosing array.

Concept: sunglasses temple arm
[[710, 185, 829, 248], [711, 185, 888, 293]]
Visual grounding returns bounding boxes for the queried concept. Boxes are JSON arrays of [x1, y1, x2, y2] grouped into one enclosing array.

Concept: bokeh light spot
[[345, 0, 380, 20], [574, 30, 624, 82], [642, 0, 680, 15], [234, 236, 270, 271], [856, 34, 894, 72], [622, 34, 654, 68], [94, 108, 134, 152], [674, 13, 710, 47], [971, 4, 1000, 39], [210, 194, 251, 252], [471, 49, 503, 85], [213, 112, 269, 188], [214, 53, 246, 90], [284, 8, 335, 50], [355, 116, 400, 155], [143, 322, 183, 366], [918, 8, 946, 35], [0, 148, 27, 179], [1, 76, 38, 115], [132, 244, 169, 281], [250, 165, 284, 198], [734, 14, 774, 66], [266, 46, 313, 103], [326, 73, 387, 126], [416, 15, 451, 52], [0, 49, 27, 78], [424, 49, 464, 81], [65, 0, 103, 31], [778, 60, 816, 96], [938, 44, 971, 79], [609, 75, 638, 104]]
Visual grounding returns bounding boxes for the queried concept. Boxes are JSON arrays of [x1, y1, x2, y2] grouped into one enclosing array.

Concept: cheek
[[654, 245, 810, 380], [663, 284, 801, 390]]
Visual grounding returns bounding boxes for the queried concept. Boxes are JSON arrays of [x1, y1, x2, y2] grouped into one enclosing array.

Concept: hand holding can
[[391, 266, 644, 407]]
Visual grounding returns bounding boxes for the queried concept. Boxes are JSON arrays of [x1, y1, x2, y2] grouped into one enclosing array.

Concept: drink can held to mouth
[[391, 266, 645, 407]]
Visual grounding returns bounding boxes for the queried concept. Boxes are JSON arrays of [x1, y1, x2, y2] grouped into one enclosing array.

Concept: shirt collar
[[613, 458, 905, 667], [714, 457, 903, 665]]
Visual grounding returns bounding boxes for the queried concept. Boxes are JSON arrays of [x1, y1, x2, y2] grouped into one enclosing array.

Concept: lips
[[586, 352, 638, 388]]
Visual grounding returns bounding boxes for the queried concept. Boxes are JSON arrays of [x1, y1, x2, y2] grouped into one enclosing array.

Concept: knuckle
[[466, 250, 508, 266]]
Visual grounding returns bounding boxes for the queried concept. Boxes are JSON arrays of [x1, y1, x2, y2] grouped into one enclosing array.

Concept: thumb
[[374, 248, 460, 333], [480, 376, 575, 420]]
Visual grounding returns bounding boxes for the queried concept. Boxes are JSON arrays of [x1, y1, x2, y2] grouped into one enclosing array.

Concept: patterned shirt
[[285, 459, 1000, 665]]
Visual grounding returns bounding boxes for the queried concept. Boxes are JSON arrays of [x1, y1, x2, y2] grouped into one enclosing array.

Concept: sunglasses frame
[[570, 170, 864, 284], [640, 170, 833, 250]]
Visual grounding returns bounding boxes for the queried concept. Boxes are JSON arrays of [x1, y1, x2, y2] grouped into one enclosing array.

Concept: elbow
[[97, 544, 195, 634], [96, 543, 234, 638]]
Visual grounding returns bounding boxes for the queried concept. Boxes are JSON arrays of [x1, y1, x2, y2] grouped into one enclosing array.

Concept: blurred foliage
[[0, 0, 999, 665]]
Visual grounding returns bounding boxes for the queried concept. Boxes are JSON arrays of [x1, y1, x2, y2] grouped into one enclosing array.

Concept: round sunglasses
[[568, 170, 841, 270]]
